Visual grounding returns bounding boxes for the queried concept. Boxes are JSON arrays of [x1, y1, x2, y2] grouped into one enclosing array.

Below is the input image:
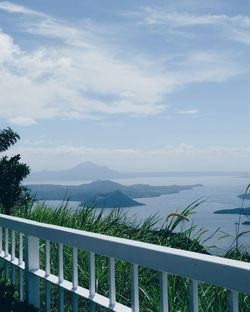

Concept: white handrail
[[0, 213, 249, 312]]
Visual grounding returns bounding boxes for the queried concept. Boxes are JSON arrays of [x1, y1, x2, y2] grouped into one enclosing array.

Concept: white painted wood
[[72, 293, 78, 312], [11, 230, 15, 284], [58, 287, 64, 312], [58, 243, 63, 282], [5, 228, 9, 280], [72, 247, 78, 289], [58, 243, 64, 312], [0, 213, 249, 294], [0, 226, 2, 253], [89, 252, 95, 297], [5, 227, 8, 256], [0, 227, 2, 274], [88, 251, 96, 312], [109, 257, 116, 308], [18, 233, 24, 302], [11, 261, 15, 284], [45, 280, 50, 312], [25, 235, 40, 308], [160, 272, 169, 312], [228, 290, 239, 312], [189, 279, 199, 312], [18, 233, 23, 265], [11, 230, 15, 260], [19, 269, 24, 302], [45, 240, 50, 276], [72, 247, 78, 312], [131, 263, 139, 312], [18, 268, 132, 312], [45, 240, 51, 311], [0, 214, 250, 312]]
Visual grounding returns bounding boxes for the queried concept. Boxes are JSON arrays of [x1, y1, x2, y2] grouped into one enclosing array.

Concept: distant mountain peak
[[74, 161, 106, 169], [29, 161, 122, 181]]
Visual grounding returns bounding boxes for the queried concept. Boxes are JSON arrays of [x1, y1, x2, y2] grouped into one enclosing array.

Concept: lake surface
[[111, 175, 250, 253], [29, 175, 250, 254]]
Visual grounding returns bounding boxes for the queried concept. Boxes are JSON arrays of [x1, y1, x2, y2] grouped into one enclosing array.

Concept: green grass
[[6, 201, 250, 311]]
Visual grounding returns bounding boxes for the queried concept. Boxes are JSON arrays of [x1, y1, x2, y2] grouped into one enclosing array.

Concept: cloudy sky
[[1, 0, 250, 172]]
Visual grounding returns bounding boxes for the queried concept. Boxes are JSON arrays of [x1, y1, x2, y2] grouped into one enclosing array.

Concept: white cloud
[[10, 143, 250, 171], [133, 8, 250, 46], [8, 116, 37, 126], [138, 8, 250, 27], [0, 1, 46, 17], [176, 109, 199, 114], [0, 31, 20, 60], [0, 3, 244, 125]]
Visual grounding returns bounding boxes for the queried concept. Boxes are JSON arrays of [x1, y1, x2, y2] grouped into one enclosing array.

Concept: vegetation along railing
[[0, 214, 249, 311]]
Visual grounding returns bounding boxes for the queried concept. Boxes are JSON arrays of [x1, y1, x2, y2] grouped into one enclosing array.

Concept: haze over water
[[30, 174, 250, 254]]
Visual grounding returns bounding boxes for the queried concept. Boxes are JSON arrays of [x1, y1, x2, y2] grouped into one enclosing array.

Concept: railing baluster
[[58, 243, 64, 282], [189, 279, 199, 312], [88, 251, 96, 312], [131, 263, 139, 312], [5, 228, 9, 280], [46, 240, 50, 276], [72, 247, 78, 289], [18, 233, 23, 265], [72, 247, 78, 312], [5, 228, 8, 256], [160, 272, 169, 312], [0, 226, 3, 274], [58, 243, 64, 312], [11, 230, 15, 260], [25, 235, 40, 308], [45, 240, 51, 312], [228, 290, 239, 312], [11, 230, 15, 285], [18, 233, 24, 302], [1, 214, 250, 312], [109, 257, 116, 308], [0, 226, 2, 253]]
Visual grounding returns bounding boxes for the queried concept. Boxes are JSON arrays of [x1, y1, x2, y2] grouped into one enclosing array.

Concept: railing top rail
[[0, 213, 250, 294]]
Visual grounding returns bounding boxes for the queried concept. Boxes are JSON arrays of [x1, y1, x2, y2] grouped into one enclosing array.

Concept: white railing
[[0, 213, 249, 311]]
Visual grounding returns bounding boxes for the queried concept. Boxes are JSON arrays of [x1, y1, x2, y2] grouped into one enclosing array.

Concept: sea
[[28, 175, 250, 254]]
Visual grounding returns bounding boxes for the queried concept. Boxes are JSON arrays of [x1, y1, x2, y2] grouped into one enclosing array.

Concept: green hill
[[83, 190, 145, 208]]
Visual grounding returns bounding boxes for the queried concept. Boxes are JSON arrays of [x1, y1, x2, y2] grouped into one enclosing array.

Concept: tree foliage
[[0, 128, 30, 215], [0, 128, 20, 152]]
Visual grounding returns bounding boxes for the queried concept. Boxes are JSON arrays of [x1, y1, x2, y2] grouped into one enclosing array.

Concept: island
[[27, 180, 203, 208], [214, 207, 250, 215], [83, 190, 145, 208]]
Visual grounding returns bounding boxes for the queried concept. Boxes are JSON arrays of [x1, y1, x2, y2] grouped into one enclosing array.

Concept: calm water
[[30, 175, 250, 254]]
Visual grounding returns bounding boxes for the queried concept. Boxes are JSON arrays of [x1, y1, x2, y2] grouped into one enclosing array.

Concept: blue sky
[[0, 0, 250, 172]]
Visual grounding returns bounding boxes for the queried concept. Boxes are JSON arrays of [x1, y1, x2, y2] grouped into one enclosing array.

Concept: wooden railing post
[[18, 233, 24, 302], [228, 290, 239, 312], [5, 228, 9, 280], [25, 235, 40, 308], [189, 279, 199, 312], [0, 226, 3, 273], [131, 263, 139, 312], [88, 252, 96, 312], [11, 230, 15, 285], [160, 272, 169, 312]]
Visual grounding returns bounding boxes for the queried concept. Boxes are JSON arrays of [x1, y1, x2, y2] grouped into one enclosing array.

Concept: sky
[[0, 0, 250, 172]]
